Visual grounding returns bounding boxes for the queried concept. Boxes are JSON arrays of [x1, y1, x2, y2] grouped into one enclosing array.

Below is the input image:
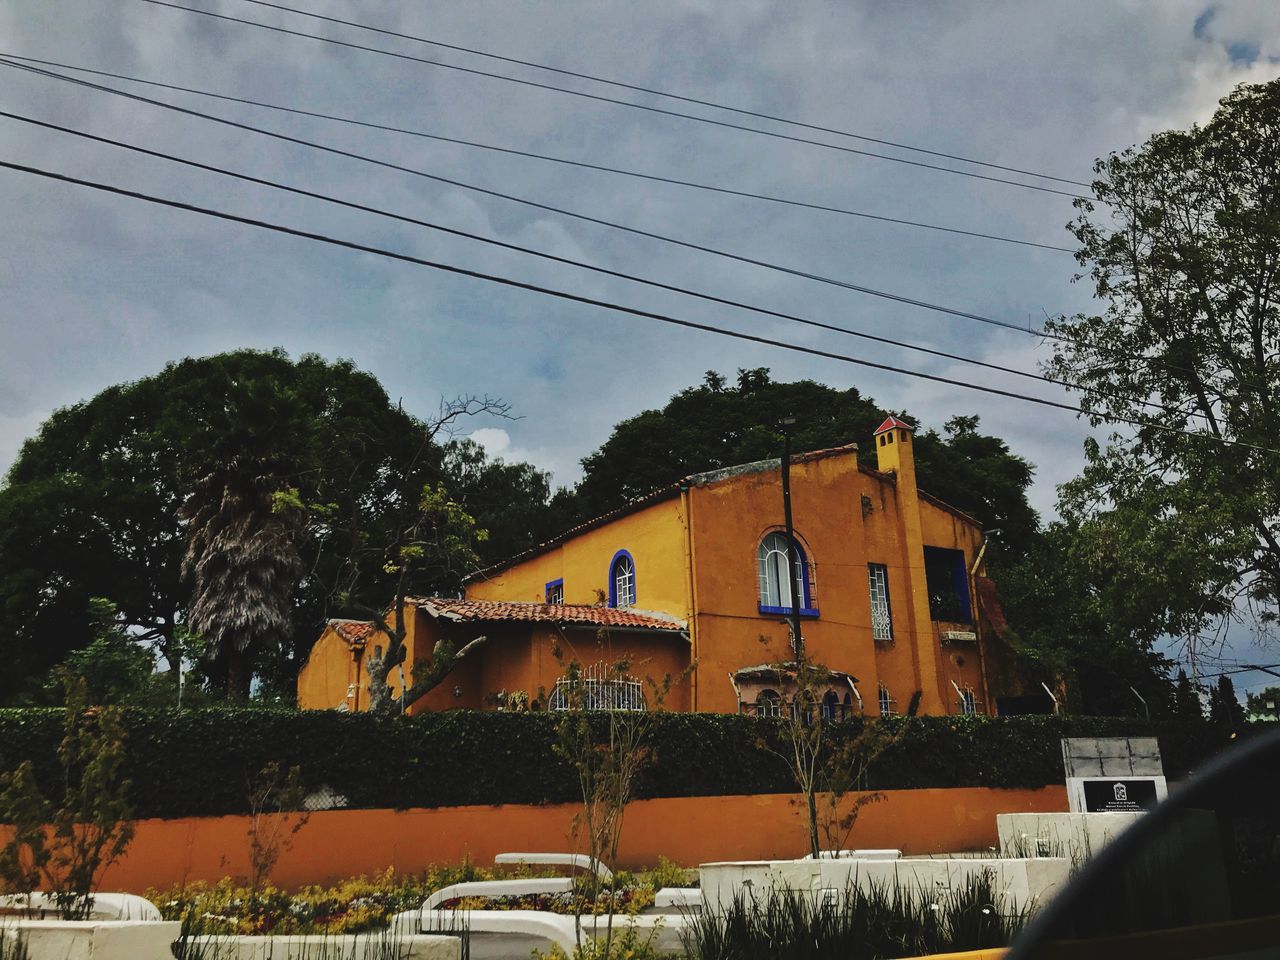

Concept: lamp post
[[780, 417, 803, 660]]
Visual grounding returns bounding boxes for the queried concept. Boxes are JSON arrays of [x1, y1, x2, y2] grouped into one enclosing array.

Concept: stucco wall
[[467, 498, 691, 619], [47, 786, 1067, 893]]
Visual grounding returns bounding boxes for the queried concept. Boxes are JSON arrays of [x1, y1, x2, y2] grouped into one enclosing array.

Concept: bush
[[0, 708, 1267, 819]]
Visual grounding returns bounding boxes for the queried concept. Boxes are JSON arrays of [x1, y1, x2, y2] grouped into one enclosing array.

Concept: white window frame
[[612, 554, 636, 608], [868, 563, 893, 642], [758, 532, 805, 609], [878, 684, 897, 716]]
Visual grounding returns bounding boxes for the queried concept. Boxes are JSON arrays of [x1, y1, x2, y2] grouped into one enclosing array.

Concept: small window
[[756, 689, 782, 718], [609, 552, 635, 608], [867, 564, 893, 642], [758, 531, 811, 612], [924, 546, 972, 622], [960, 687, 978, 716], [545, 579, 564, 605], [878, 684, 896, 716]]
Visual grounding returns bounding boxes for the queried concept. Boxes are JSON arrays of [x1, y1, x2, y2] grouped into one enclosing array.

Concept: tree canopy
[[0, 351, 537, 701], [1046, 77, 1280, 648]]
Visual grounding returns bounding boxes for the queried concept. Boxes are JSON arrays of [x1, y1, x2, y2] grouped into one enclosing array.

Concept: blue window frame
[[608, 550, 636, 608], [757, 531, 818, 617], [545, 578, 564, 605]]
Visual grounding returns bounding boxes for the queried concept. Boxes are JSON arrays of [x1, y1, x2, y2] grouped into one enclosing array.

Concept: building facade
[[298, 418, 1032, 717]]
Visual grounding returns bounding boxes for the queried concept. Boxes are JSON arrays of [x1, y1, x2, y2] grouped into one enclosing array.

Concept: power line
[[0, 53, 1074, 255], [141, 0, 1089, 201], [2, 158, 1272, 454], [2, 108, 1191, 422], [1, 56, 1066, 341], [232, 0, 1092, 190]]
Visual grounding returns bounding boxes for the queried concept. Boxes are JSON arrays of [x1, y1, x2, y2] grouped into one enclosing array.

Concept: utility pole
[[780, 417, 803, 660]]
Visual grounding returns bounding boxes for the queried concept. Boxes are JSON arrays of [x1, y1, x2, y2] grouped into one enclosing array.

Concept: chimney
[[873, 416, 944, 714]]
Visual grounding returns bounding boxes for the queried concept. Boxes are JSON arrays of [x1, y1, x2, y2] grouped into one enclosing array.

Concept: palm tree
[[181, 466, 304, 700]]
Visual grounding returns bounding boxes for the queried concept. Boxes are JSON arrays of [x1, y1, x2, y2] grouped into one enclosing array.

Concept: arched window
[[821, 690, 841, 720], [756, 689, 782, 718], [609, 550, 636, 608], [878, 684, 896, 716], [757, 531, 811, 612]]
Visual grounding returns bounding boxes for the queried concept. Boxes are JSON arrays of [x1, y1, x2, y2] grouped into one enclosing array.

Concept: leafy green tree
[[1046, 78, 1280, 647], [0, 351, 459, 700], [564, 369, 1038, 557], [44, 599, 156, 706], [443, 438, 561, 566], [997, 523, 1175, 716]]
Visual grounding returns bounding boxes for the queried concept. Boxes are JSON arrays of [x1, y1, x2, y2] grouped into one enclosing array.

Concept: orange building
[[297, 418, 1035, 717]]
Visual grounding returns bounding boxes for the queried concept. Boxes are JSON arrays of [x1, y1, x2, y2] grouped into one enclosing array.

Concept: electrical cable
[[140, 0, 1089, 201], [1, 157, 1271, 454], [0, 53, 1074, 255], [0, 56, 1066, 342], [232, 0, 1091, 189], [1, 107, 1195, 422]]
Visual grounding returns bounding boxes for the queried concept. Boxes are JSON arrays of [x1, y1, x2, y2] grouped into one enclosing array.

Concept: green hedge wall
[[0, 708, 1267, 820]]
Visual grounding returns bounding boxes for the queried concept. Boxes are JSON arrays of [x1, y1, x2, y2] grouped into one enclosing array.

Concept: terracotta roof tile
[[874, 415, 915, 435], [328, 619, 376, 643], [410, 597, 685, 632]]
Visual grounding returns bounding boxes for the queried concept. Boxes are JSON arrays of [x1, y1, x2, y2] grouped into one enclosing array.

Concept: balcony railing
[[548, 662, 646, 712]]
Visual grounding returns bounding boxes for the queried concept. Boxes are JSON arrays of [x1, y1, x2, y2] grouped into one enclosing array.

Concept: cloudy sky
[[1, 1, 1277, 681]]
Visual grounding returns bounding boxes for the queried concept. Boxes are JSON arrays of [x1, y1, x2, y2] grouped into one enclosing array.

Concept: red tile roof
[[411, 597, 685, 632], [328, 619, 376, 643], [874, 415, 915, 435]]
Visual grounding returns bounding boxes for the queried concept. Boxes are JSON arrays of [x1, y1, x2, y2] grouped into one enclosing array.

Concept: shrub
[[0, 708, 1267, 819]]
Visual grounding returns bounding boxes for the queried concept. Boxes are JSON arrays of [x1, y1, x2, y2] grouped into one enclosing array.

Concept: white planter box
[[997, 811, 1143, 861], [182, 932, 461, 960], [0, 919, 179, 960], [699, 855, 1070, 913]]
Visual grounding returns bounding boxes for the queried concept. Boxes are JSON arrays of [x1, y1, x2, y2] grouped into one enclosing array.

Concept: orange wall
[[52, 786, 1067, 893]]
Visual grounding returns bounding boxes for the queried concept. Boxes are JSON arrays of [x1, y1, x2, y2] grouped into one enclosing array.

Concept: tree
[[43, 599, 157, 707], [997, 523, 1176, 716], [1173, 670, 1204, 722], [0, 351, 521, 701], [564, 369, 1038, 558], [1207, 675, 1247, 728], [331, 397, 513, 714], [1246, 685, 1280, 719], [1046, 78, 1280, 649]]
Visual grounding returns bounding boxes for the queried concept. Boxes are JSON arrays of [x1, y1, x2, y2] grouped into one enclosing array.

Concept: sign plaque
[[1062, 737, 1167, 814]]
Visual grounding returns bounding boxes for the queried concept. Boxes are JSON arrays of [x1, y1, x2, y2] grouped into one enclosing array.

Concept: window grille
[[960, 687, 978, 716], [611, 554, 635, 608], [867, 564, 893, 641], [755, 689, 782, 718], [758, 532, 806, 608], [546, 581, 564, 605], [548, 661, 646, 712], [878, 684, 897, 716]]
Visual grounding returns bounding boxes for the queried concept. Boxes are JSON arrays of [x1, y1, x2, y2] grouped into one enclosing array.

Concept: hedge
[[0, 708, 1268, 820]]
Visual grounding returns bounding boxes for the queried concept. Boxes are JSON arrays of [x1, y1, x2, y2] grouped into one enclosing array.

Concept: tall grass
[[682, 871, 1031, 960], [0, 928, 30, 960]]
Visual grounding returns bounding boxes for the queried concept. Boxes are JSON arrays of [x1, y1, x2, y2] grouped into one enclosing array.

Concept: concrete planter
[[0, 919, 180, 960], [699, 856, 1070, 912], [180, 933, 461, 960], [996, 811, 1142, 862]]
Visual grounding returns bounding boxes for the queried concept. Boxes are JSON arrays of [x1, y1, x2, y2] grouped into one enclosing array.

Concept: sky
[[1, 0, 1278, 690]]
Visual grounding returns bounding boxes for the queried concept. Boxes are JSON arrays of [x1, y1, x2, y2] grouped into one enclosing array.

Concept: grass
[[682, 870, 1033, 960]]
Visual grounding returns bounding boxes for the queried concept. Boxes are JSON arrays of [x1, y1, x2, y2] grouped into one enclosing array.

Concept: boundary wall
[[70, 786, 1066, 892]]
